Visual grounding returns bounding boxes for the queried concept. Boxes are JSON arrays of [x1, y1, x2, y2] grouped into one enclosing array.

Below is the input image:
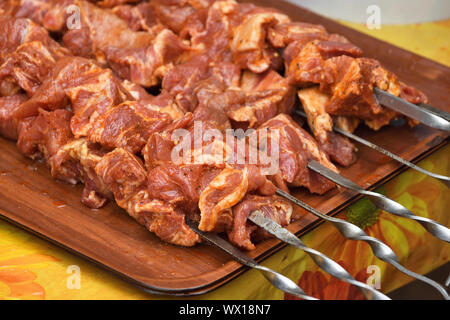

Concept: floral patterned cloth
[[0, 20, 449, 300]]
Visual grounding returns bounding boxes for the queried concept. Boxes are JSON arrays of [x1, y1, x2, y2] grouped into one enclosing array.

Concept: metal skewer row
[[307, 160, 450, 243], [189, 183, 449, 300], [295, 95, 450, 242], [275, 188, 450, 300], [186, 90, 450, 300], [244, 91, 450, 299], [186, 219, 318, 300], [293, 109, 450, 187], [188, 217, 391, 300], [248, 211, 390, 300]]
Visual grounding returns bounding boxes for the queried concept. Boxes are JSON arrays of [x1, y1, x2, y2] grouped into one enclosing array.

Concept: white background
[[286, 0, 450, 24]]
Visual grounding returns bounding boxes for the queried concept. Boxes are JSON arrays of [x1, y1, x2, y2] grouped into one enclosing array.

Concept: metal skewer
[[419, 102, 450, 122], [374, 88, 450, 132], [275, 188, 450, 300], [332, 126, 450, 188], [308, 160, 450, 243], [248, 210, 390, 300], [294, 109, 450, 187], [186, 219, 318, 300]]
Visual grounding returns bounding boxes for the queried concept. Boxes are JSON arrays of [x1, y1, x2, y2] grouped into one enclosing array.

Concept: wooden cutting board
[[0, 0, 448, 296]]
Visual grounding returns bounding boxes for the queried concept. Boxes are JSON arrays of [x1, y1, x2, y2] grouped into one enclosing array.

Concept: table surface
[[0, 14, 448, 300]]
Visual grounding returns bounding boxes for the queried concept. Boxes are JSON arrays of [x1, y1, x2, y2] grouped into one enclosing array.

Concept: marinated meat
[[1, 0, 73, 32], [0, 94, 28, 140], [198, 165, 276, 232], [17, 109, 74, 161], [89, 100, 171, 154], [298, 87, 356, 166], [268, 22, 328, 48], [228, 69, 295, 128], [50, 138, 110, 208], [231, 10, 290, 73], [112, 2, 161, 32], [0, 17, 70, 96], [0, 0, 429, 250], [228, 194, 292, 250], [16, 109, 110, 208], [287, 41, 425, 131], [95, 148, 201, 246], [147, 0, 209, 39], [0, 41, 69, 96], [62, 0, 188, 87], [256, 113, 338, 194], [95, 0, 140, 8], [287, 40, 363, 88], [14, 56, 130, 137]]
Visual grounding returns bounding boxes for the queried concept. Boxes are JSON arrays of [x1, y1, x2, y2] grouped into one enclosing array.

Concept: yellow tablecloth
[[0, 20, 449, 300]]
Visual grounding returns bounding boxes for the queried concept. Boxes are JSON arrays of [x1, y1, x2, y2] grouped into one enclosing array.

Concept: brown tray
[[0, 0, 448, 296]]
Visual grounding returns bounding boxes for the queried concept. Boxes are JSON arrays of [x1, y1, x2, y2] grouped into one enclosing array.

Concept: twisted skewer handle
[[308, 160, 450, 243], [255, 265, 318, 300], [186, 219, 317, 300], [276, 189, 450, 300], [249, 211, 390, 300]]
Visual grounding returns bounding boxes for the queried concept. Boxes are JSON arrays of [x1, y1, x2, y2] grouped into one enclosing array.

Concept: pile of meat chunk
[[0, 0, 426, 250]]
